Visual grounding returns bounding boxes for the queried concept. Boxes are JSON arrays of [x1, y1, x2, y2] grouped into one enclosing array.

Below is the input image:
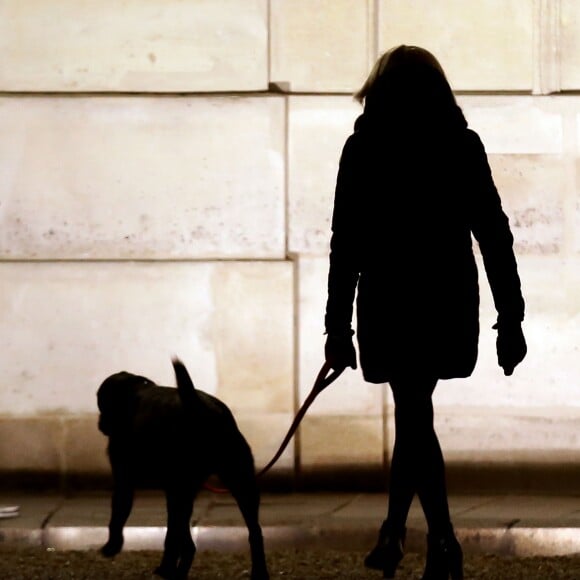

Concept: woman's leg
[[387, 377, 463, 579], [365, 375, 456, 576], [386, 377, 452, 535]]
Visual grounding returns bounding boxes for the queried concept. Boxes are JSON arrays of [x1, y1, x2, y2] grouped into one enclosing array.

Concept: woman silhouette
[[324, 45, 527, 579]]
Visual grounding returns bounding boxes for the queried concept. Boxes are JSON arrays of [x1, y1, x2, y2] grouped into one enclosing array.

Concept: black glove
[[324, 330, 357, 371], [492, 321, 527, 376]]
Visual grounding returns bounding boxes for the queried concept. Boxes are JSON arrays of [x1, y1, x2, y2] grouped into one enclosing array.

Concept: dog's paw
[[100, 540, 123, 558]]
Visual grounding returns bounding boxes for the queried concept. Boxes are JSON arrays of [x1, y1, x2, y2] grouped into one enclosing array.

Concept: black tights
[[383, 377, 452, 536]]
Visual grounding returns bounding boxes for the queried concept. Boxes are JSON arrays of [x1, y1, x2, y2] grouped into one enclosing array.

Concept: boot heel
[[448, 546, 463, 580], [364, 523, 406, 578], [382, 551, 403, 579], [421, 531, 463, 580]]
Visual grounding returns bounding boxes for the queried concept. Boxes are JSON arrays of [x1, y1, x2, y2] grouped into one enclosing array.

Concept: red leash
[[204, 361, 344, 493]]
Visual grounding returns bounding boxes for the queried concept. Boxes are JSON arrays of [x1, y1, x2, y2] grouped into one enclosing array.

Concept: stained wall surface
[[0, 0, 578, 490]]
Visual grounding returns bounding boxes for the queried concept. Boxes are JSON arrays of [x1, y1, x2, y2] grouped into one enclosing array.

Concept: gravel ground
[[1, 547, 579, 579]]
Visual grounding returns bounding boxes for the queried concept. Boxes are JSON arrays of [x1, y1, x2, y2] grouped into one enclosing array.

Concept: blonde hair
[[355, 45, 448, 104]]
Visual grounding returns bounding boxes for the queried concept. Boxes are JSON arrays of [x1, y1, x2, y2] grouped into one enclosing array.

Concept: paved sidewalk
[[1, 492, 579, 557]]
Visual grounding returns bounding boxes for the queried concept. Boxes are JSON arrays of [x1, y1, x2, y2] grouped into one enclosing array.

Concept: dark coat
[[325, 116, 525, 383]]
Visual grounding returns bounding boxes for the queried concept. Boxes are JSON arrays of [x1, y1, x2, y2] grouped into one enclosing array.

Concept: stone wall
[[0, 0, 578, 491]]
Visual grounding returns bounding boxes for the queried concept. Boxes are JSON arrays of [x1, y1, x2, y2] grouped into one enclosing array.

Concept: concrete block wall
[[0, 0, 578, 491]]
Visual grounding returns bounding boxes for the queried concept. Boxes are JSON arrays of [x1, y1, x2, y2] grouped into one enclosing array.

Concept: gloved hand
[[324, 330, 357, 371], [492, 321, 527, 376]]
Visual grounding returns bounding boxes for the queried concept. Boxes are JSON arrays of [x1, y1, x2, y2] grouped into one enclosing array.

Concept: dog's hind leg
[[220, 465, 269, 580], [155, 488, 195, 580], [101, 482, 134, 558]]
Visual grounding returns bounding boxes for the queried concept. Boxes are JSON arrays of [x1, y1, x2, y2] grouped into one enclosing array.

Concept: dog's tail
[[172, 356, 198, 409]]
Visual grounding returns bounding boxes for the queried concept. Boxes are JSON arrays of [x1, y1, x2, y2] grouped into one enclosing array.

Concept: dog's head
[[97, 371, 154, 436]]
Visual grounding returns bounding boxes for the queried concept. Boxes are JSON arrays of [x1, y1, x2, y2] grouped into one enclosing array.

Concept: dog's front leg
[[101, 482, 134, 558]]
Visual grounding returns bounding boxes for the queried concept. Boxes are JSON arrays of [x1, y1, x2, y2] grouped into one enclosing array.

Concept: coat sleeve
[[324, 135, 362, 335], [465, 130, 525, 324]]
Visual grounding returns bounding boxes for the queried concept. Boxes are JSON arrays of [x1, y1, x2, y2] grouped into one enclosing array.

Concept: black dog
[[97, 357, 269, 580]]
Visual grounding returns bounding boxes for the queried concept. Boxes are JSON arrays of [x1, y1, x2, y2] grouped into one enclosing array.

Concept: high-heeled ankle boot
[[421, 530, 463, 580], [364, 521, 406, 579]]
